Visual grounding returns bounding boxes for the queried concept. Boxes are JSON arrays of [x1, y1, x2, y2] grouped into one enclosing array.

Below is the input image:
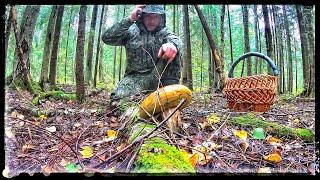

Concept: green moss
[[133, 137, 195, 174], [32, 91, 76, 105], [229, 113, 314, 141]]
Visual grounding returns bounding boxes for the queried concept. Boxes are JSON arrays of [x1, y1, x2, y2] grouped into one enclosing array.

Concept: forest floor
[[4, 84, 317, 177]]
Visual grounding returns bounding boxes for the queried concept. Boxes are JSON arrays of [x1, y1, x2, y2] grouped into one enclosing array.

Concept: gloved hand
[[130, 4, 146, 22], [157, 43, 178, 64]]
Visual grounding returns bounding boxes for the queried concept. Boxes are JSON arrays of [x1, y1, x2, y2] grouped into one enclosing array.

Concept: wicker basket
[[223, 52, 279, 112]]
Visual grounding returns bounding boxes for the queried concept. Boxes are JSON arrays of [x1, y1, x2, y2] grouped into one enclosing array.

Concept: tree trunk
[[282, 5, 293, 93], [220, 5, 226, 74], [12, 5, 40, 85], [200, 30, 204, 92], [98, 6, 108, 83], [182, 5, 193, 90], [93, 5, 105, 88], [262, 5, 274, 75], [253, 5, 259, 75], [303, 6, 315, 98], [113, 47, 117, 85], [296, 5, 310, 97], [5, 6, 13, 61], [10, 5, 37, 93], [40, 5, 57, 87], [173, 5, 176, 33], [227, 5, 233, 66], [242, 5, 251, 76], [64, 6, 73, 84], [86, 5, 98, 86], [194, 5, 226, 90], [49, 5, 64, 86], [75, 5, 87, 102]]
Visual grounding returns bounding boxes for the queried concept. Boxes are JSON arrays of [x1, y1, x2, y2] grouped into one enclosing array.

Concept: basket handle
[[228, 52, 279, 78]]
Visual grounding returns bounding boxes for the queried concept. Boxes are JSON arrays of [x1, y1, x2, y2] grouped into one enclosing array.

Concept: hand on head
[[130, 4, 146, 22]]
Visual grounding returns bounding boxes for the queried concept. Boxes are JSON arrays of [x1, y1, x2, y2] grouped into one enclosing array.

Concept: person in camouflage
[[102, 5, 183, 104]]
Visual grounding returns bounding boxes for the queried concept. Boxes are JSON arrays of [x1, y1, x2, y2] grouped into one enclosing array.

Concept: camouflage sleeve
[[102, 17, 133, 46]]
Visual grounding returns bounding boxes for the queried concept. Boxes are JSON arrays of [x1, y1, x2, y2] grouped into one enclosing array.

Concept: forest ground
[[4, 84, 316, 176]]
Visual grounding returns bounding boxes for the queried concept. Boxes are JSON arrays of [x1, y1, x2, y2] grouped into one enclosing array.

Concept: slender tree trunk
[[294, 37, 298, 93], [296, 5, 310, 97], [253, 5, 259, 75], [200, 30, 204, 92], [99, 5, 108, 83], [227, 5, 233, 66], [75, 5, 87, 102], [49, 5, 64, 86], [65, 7, 73, 84], [270, 6, 277, 65], [220, 5, 226, 72], [194, 5, 225, 90], [242, 5, 251, 76], [5, 6, 13, 61], [40, 5, 57, 87], [182, 5, 193, 90], [113, 47, 117, 85], [85, 5, 98, 86], [282, 5, 293, 93], [262, 5, 274, 75], [93, 5, 105, 88]]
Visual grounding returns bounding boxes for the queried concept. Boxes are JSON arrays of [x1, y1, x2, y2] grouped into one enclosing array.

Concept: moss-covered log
[[32, 91, 76, 105], [228, 113, 314, 141], [127, 122, 195, 173]]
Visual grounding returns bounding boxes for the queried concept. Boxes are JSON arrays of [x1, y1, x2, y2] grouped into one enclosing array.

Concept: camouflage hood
[[137, 5, 166, 33]]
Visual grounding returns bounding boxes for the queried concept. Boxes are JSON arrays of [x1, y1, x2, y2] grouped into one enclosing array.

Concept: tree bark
[[10, 5, 37, 93], [296, 5, 310, 97], [173, 5, 176, 33], [49, 5, 64, 86], [242, 5, 251, 76], [64, 6, 73, 84], [12, 5, 40, 84], [194, 5, 225, 90], [253, 5, 259, 75], [86, 5, 98, 86], [227, 5, 233, 66], [75, 5, 87, 102], [262, 5, 274, 75], [93, 5, 105, 88], [303, 6, 315, 98], [182, 5, 193, 90], [40, 5, 57, 87], [220, 5, 226, 74], [283, 5, 293, 93], [5, 6, 13, 61]]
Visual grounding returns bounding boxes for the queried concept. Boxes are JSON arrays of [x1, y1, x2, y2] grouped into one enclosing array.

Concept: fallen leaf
[[34, 121, 40, 126], [5, 127, 15, 138], [106, 130, 117, 140], [45, 126, 57, 133], [17, 114, 24, 120], [263, 153, 282, 163], [240, 141, 249, 152], [90, 109, 97, 113], [293, 119, 300, 124], [74, 123, 82, 128], [199, 122, 209, 129], [188, 152, 199, 167], [41, 165, 54, 176], [11, 111, 18, 118], [80, 146, 94, 158], [22, 144, 35, 152], [207, 113, 220, 124], [257, 167, 272, 173], [93, 121, 104, 128], [116, 143, 126, 151], [60, 159, 69, 167], [234, 130, 248, 140], [266, 135, 282, 146], [39, 114, 47, 121]]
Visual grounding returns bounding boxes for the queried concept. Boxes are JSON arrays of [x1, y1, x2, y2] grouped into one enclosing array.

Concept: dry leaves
[[80, 146, 94, 158]]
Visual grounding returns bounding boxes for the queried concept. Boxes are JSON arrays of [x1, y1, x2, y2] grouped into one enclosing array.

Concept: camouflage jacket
[[102, 17, 183, 81]]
